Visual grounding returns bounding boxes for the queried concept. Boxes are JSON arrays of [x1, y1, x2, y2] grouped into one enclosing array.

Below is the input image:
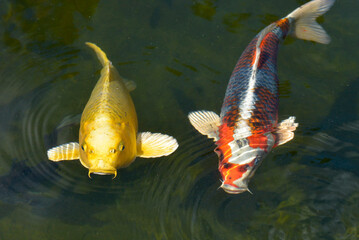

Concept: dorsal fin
[[256, 23, 277, 51]]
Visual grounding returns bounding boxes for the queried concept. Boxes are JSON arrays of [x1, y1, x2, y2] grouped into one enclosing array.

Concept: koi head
[[219, 155, 264, 194], [219, 144, 266, 194], [215, 130, 276, 194], [79, 121, 137, 177]]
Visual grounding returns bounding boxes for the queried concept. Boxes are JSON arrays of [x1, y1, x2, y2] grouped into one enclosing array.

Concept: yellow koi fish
[[47, 42, 178, 177]]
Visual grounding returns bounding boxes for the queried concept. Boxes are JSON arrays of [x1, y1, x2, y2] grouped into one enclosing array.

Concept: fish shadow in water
[[0, 159, 130, 227], [303, 77, 359, 173], [0, 160, 59, 210], [320, 77, 359, 130], [1, 108, 127, 226], [170, 86, 204, 113]]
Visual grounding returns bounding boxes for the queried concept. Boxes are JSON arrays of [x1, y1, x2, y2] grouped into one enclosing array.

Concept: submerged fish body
[[189, 0, 335, 194], [48, 42, 178, 177], [216, 18, 295, 194], [79, 43, 138, 175]]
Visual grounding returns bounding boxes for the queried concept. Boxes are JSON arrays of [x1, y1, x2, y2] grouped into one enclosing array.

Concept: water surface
[[0, 0, 358, 239]]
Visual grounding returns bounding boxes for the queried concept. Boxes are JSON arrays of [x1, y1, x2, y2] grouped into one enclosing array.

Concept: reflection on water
[[0, 0, 358, 239], [259, 13, 280, 26], [191, 0, 217, 21], [222, 13, 251, 33], [2, 0, 99, 45]]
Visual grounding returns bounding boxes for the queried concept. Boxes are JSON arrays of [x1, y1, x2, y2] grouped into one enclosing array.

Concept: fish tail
[[85, 42, 111, 66], [286, 0, 335, 44]]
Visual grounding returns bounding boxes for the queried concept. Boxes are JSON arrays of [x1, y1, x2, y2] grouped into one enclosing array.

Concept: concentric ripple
[[0, 44, 92, 201], [122, 116, 359, 239]]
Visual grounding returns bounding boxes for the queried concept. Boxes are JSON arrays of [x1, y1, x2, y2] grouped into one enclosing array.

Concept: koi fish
[[47, 42, 178, 177], [188, 0, 334, 194]]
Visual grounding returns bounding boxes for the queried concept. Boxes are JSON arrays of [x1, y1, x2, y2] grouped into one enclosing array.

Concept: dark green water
[[0, 0, 358, 239]]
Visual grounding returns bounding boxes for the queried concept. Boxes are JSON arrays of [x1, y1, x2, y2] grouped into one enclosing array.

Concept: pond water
[[0, 0, 358, 239]]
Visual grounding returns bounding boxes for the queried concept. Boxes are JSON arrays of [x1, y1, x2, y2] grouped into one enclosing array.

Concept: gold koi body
[[47, 42, 178, 177]]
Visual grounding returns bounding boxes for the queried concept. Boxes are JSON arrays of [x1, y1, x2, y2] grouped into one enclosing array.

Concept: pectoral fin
[[188, 110, 220, 141], [124, 79, 136, 92], [274, 116, 298, 146], [47, 142, 80, 161], [137, 132, 178, 158]]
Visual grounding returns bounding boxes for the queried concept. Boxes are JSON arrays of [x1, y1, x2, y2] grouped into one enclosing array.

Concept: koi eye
[[89, 150, 94, 154], [119, 144, 125, 151], [81, 144, 87, 152], [110, 149, 116, 154]]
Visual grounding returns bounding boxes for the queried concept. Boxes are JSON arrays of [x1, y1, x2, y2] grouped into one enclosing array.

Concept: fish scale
[[221, 37, 257, 119], [47, 42, 178, 177], [188, 0, 334, 194], [216, 19, 293, 190]]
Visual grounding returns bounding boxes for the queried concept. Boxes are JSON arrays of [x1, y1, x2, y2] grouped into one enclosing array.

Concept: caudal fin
[[85, 42, 111, 66], [286, 0, 335, 44]]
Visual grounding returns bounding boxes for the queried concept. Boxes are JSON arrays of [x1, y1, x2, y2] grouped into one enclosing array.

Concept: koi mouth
[[221, 183, 251, 194], [93, 172, 111, 175], [88, 169, 117, 179]]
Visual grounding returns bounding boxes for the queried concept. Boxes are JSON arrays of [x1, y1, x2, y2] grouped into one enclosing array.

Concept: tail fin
[[286, 0, 335, 44], [85, 42, 111, 66]]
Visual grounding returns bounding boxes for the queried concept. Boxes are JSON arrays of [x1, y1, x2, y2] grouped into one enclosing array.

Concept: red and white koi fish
[[188, 0, 335, 194]]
